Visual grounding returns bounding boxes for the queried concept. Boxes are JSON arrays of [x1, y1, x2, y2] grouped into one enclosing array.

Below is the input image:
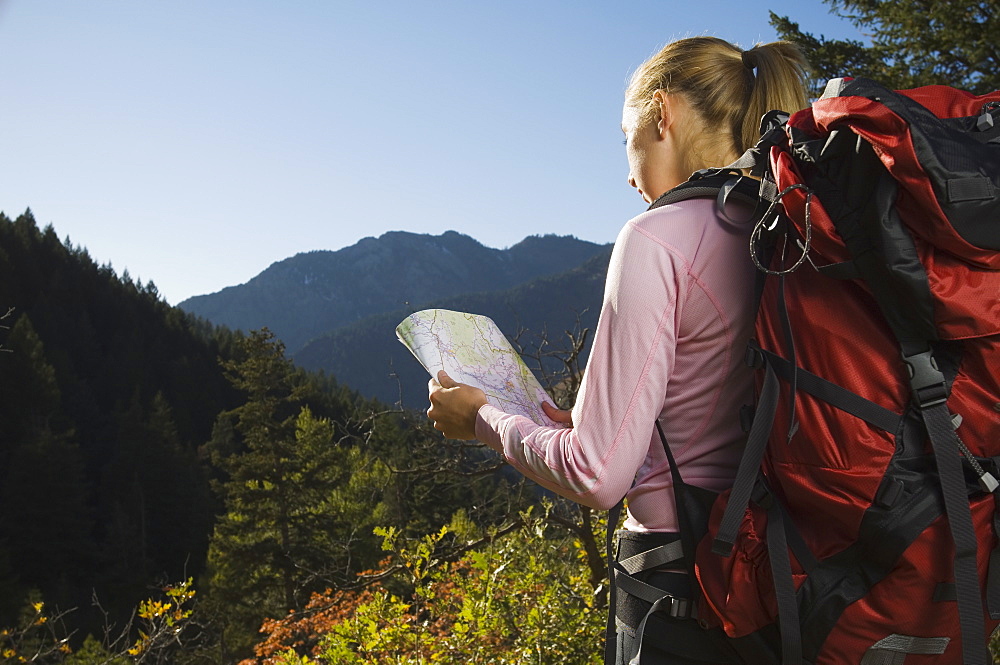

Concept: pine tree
[[201, 329, 391, 658], [772, 0, 999, 95], [205, 329, 305, 611]]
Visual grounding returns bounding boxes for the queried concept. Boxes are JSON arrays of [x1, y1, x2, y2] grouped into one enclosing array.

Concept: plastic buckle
[[666, 595, 696, 619], [739, 404, 755, 433], [745, 342, 765, 369], [902, 350, 948, 408]]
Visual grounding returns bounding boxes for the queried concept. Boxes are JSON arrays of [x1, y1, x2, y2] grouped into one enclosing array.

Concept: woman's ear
[[652, 90, 674, 139]]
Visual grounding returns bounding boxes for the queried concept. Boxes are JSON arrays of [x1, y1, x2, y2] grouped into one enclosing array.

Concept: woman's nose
[[628, 174, 636, 189]]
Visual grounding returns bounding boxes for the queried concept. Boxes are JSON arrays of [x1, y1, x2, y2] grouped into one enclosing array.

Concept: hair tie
[[741, 49, 757, 71]]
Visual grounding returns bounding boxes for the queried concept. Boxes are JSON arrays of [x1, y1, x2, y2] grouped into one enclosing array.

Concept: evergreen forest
[[0, 210, 608, 664]]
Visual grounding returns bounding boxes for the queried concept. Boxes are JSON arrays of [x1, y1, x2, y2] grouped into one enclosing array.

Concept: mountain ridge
[[179, 230, 611, 353]]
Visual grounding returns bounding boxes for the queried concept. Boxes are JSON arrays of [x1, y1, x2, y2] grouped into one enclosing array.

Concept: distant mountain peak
[[178, 230, 610, 354]]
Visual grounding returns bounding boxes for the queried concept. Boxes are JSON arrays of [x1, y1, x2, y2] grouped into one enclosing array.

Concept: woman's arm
[[428, 209, 689, 510]]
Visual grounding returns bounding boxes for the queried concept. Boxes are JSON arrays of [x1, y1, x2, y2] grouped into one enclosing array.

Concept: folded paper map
[[395, 309, 560, 427]]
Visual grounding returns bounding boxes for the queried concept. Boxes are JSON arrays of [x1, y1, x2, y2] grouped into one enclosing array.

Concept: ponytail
[[625, 36, 810, 156], [738, 42, 811, 150]]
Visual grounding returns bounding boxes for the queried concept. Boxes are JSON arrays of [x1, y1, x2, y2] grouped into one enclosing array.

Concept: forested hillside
[[178, 231, 611, 354], [0, 210, 560, 663], [0, 209, 240, 630]]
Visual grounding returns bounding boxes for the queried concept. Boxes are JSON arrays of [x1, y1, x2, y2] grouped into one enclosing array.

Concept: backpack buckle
[[902, 350, 948, 408], [745, 342, 765, 369], [740, 404, 755, 433], [667, 596, 695, 619], [654, 594, 697, 620]]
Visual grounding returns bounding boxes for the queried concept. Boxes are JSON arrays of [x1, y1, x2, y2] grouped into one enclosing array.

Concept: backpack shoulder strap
[[647, 171, 763, 216]]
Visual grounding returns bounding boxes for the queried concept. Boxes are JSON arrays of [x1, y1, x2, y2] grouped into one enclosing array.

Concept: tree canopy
[[771, 0, 999, 96]]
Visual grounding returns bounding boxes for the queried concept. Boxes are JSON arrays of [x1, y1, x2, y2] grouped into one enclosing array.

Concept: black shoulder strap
[[655, 421, 718, 568], [647, 171, 763, 216]]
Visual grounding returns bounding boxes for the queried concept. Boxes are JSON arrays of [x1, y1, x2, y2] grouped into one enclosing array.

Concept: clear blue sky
[[0, 1, 861, 305]]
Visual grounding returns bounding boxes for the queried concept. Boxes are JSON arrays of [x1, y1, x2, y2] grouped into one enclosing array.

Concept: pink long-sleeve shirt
[[475, 198, 757, 532]]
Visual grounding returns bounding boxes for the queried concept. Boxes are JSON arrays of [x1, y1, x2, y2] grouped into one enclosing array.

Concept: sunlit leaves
[[244, 507, 605, 665]]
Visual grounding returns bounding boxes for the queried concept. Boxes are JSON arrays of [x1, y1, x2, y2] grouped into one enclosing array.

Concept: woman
[[427, 36, 809, 664]]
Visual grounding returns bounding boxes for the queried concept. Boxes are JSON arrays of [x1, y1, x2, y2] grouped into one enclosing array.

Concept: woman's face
[[621, 103, 673, 204]]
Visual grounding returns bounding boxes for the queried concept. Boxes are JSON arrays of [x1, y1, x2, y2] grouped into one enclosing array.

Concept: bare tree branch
[[0, 307, 14, 353]]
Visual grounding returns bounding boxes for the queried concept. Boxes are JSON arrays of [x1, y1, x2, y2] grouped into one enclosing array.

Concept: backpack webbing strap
[[617, 540, 685, 576], [651, 422, 753, 665], [756, 346, 902, 434], [655, 421, 716, 573], [859, 634, 950, 665], [604, 499, 623, 665], [629, 595, 697, 665], [648, 171, 762, 216], [860, 257, 990, 663], [713, 361, 781, 556], [764, 493, 803, 665], [915, 387, 990, 665], [770, 271, 800, 442], [752, 480, 819, 574], [749, 475, 818, 664], [614, 572, 694, 615]]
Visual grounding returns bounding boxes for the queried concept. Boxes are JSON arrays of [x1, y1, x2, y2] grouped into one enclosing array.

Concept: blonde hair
[[625, 36, 810, 157]]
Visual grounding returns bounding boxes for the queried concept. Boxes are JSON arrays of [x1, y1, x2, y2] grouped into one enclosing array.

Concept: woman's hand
[[427, 370, 488, 440], [541, 401, 574, 427]]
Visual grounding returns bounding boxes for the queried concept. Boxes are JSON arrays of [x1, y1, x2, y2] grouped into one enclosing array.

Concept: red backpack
[[688, 78, 1000, 664]]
